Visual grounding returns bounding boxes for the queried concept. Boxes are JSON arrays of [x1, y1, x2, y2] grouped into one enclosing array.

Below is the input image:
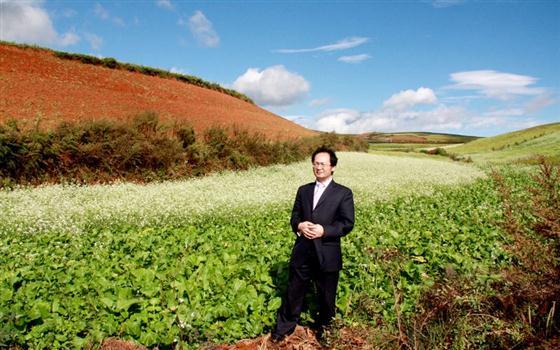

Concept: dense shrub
[[0, 114, 368, 187]]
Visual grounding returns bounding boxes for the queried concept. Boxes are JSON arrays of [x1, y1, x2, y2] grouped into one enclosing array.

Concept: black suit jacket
[[289, 180, 355, 272]]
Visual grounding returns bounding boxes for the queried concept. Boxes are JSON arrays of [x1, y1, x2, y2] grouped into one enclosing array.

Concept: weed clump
[[399, 161, 560, 348]]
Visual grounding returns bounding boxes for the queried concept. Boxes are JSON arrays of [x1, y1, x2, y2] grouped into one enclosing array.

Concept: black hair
[[311, 146, 338, 167]]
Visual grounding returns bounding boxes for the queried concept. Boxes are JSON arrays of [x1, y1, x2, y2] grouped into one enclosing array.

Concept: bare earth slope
[[0, 44, 315, 140]]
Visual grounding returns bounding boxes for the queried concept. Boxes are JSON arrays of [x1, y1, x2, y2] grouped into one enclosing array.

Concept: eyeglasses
[[312, 162, 331, 168]]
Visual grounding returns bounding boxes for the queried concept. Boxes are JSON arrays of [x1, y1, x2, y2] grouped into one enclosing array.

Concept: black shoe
[[270, 332, 286, 343], [315, 326, 331, 347], [314, 326, 324, 341]]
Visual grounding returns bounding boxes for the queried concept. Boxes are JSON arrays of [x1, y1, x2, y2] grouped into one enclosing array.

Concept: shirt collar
[[315, 177, 333, 188]]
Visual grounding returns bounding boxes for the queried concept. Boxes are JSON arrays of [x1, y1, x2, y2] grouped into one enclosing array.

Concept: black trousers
[[273, 251, 340, 337]]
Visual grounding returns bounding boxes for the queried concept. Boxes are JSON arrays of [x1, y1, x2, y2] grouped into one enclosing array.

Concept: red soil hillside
[[0, 44, 316, 140]]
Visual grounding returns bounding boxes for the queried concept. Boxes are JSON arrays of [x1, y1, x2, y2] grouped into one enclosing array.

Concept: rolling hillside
[[362, 131, 479, 144], [451, 123, 560, 163], [0, 43, 315, 140]]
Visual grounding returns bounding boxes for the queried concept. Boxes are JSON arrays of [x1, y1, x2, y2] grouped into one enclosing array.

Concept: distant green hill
[[362, 131, 479, 144], [450, 123, 560, 164]]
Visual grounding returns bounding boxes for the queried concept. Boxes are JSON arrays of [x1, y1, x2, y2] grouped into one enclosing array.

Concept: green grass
[[450, 123, 560, 163], [364, 131, 479, 144]]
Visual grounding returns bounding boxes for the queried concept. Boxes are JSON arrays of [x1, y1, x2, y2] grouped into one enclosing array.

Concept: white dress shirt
[[313, 177, 332, 210]]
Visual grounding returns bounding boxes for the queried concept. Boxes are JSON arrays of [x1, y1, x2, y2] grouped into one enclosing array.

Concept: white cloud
[[315, 109, 361, 133], [85, 33, 103, 50], [275, 37, 369, 53], [188, 10, 220, 48], [314, 105, 467, 133], [311, 86, 464, 133], [283, 115, 314, 128], [232, 65, 310, 106], [382, 87, 438, 111], [170, 67, 187, 75], [484, 108, 524, 117], [0, 0, 80, 46], [94, 2, 124, 26], [306, 72, 551, 135], [310, 94, 543, 135], [525, 94, 556, 114], [478, 94, 557, 120], [338, 54, 371, 64], [441, 95, 483, 102], [156, 0, 173, 10], [309, 98, 331, 107], [448, 70, 545, 100], [470, 116, 539, 129], [94, 2, 109, 19]]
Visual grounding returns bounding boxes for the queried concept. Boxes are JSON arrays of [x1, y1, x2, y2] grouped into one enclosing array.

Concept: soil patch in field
[[0, 44, 315, 140]]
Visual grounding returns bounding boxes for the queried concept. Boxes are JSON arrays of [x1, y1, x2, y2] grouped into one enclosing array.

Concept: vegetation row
[[0, 112, 368, 188], [1, 41, 253, 104], [0, 153, 483, 236]]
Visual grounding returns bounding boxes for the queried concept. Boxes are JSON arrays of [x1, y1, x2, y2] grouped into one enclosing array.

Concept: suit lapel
[[305, 183, 315, 212]]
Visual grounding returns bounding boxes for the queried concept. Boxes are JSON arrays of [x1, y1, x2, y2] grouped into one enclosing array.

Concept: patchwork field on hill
[[362, 131, 479, 144]]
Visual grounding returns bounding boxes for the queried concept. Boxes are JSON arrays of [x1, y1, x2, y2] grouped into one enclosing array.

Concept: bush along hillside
[[1, 41, 253, 104], [0, 112, 368, 187]]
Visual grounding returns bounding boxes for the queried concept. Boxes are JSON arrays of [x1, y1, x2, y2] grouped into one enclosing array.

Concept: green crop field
[[450, 122, 560, 163], [0, 153, 521, 348]]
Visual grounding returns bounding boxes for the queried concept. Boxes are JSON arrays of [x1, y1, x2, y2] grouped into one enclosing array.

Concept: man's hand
[[299, 222, 324, 239], [298, 221, 314, 237]]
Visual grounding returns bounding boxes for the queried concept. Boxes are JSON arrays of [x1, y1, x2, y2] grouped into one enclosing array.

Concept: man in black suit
[[271, 146, 355, 342]]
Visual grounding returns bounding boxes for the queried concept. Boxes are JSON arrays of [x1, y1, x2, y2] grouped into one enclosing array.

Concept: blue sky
[[2, 0, 559, 136]]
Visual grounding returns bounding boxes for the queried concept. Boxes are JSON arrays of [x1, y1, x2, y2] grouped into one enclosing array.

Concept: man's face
[[313, 152, 335, 182]]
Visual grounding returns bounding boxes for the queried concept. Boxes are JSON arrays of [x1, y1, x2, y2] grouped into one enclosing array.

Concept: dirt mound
[[97, 325, 373, 349], [212, 326, 322, 350], [210, 326, 370, 350], [0, 44, 315, 140], [99, 338, 146, 350]]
